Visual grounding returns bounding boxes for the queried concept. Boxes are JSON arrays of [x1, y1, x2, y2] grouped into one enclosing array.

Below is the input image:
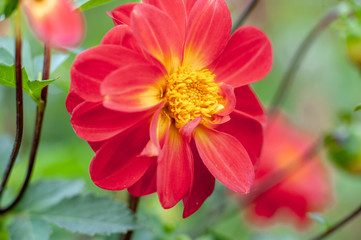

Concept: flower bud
[[22, 0, 85, 49]]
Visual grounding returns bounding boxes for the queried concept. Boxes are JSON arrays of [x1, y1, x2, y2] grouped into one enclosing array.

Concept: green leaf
[[79, 0, 115, 10], [75, 0, 138, 11], [16, 179, 84, 212], [0, 0, 19, 21], [74, 0, 91, 8], [0, 64, 20, 88], [8, 216, 52, 240], [27, 79, 56, 102], [355, 103, 361, 111], [0, 64, 55, 103], [37, 194, 137, 235]]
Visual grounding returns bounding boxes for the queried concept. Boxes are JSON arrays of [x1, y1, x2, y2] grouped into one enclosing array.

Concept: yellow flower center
[[165, 66, 224, 128]]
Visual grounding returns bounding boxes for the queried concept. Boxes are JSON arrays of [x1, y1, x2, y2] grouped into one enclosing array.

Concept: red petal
[[183, 142, 215, 218], [65, 90, 84, 114], [150, 105, 170, 151], [194, 126, 254, 193], [212, 26, 273, 88], [219, 111, 263, 166], [130, 4, 183, 73], [23, 0, 84, 49], [88, 140, 106, 152], [71, 45, 148, 101], [157, 124, 193, 208], [183, 0, 231, 69], [234, 85, 266, 124], [100, 25, 166, 72], [180, 116, 202, 142], [217, 84, 236, 116], [101, 64, 165, 112], [89, 119, 153, 190], [184, 0, 197, 15], [143, 0, 186, 38], [71, 101, 150, 141], [101, 25, 139, 50], [108, 3, 138, 25], [128, 161, 157, 197]]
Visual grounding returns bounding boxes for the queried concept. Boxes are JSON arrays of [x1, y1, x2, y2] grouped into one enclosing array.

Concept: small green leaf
[[74, 0, 91, 8], [0, 0, 19, 21], [27, 78, 56, 102], [0, 64, 19, 87], [355, 103, 361, 111], [16, 179, 84, 212], [8, 216, 52, 240], [0, 64, 55, 103], [75, 0, 138, 11], [80, 0, 115, 10], [37, 194, 137, 235]]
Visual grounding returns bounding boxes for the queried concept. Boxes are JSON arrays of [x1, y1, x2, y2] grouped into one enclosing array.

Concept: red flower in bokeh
[[22, 0, 85, 49], [66, 0, 272, 217], [245, 114, 332, 228]]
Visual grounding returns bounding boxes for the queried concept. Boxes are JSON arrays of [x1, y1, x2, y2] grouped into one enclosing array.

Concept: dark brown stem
[[268, 8, 339, 120], [122, 194, 140, 240], [0, 9, 24, 201], [311, 204, 361, 240], [231, 0, 260, 33], [0, 44, 51, 214]]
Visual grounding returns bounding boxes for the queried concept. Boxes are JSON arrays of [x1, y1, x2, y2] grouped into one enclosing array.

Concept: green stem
[[311, 204, 361, 240], [268, 8, 339, 120], [0, 9, 24, 201], [0, 44, 51, 214], [122, 194, 140, 240]]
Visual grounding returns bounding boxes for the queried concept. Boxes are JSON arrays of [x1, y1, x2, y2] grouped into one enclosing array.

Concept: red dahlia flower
[[22, 0, 85, 49], [66, 0, 272, 217], [245, 114, 331, 228]]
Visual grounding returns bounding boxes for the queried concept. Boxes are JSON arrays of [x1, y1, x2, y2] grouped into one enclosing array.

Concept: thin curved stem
[[231, 0, 260, 33], [0, 44, 51, 214], [0, 9, 24, 200], [311, 204, 361, 240], [268, 8, 339, 120], [122, 194, 140, 240]]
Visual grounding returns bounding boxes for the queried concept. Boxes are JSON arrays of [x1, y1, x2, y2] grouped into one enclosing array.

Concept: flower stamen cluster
[[165, 66, 223, 128]]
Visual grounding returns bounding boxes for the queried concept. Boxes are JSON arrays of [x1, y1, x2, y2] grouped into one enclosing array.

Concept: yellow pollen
[[165, 66, 224, 128]]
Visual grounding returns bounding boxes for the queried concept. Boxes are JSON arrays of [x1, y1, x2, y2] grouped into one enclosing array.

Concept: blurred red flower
[[66, 0, 272, 217], [22, 0, 85, 49], [245, 114, 332, 228]]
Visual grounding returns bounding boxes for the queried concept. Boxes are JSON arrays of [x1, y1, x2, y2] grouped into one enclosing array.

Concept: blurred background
[[0, 0, 361, 239]]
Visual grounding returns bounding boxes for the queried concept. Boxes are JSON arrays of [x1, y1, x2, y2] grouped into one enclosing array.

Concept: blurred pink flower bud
[[22, 0, 85, 49], [245, 113, 332, 229]]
